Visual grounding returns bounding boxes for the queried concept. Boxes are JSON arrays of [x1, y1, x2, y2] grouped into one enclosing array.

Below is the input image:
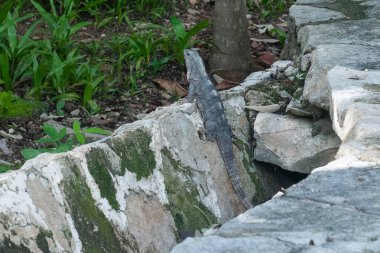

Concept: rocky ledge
[[172, 0, 380, 252], [1, 0, 379, 252]]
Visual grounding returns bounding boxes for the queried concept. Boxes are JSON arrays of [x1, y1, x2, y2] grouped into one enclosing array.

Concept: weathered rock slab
[[288, 5, 345, 28], [303, 44, 380, 109], [254, 113, 341, 174], [298, 19, 380, 54], [0, 100, 261, 252], [327, 66, 380, 140], [171, 160, 380, 253]]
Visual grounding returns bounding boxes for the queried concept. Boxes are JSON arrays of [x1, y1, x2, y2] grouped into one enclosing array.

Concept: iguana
[[184, 49, 253, 209]]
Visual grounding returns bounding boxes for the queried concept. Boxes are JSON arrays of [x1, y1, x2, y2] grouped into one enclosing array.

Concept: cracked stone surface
[[303, 44, 380, 109], [0, 65, 283, 252], [172, 160, 380, 253], [298, 19, 380, 54], [171, 0, 380, 252], [253, 113, 341, 174]]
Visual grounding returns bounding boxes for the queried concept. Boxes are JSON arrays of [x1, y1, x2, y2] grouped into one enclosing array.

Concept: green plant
[[270, 28, 287, 46], [0, 91, 36, 119], [72, 119, 112, 144], [132, 0, 166, 21], [0, 12, 40, 91], [44, 49, 83, 99], [31, 0, 91, 55], [0, 165, 12, 173], [56, 100, 65, 116], [260, 0, 287, 19], [21, 123, 73, 160], [0, 1, 13, 24], [167, 16, 209, 64], [128, 32, 156, 67], [80, 63, 106, 114], [21, 121, 112, 160]]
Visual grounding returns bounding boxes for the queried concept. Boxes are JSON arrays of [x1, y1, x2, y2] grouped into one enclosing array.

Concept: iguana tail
[[217, 137, 253, 210]]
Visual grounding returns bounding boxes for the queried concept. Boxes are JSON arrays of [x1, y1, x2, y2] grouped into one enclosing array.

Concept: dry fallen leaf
[[189, 0, 197, 5], [213, 74, 224, 84], [153, 78, 188, 97], [215, 81, 238, 90]]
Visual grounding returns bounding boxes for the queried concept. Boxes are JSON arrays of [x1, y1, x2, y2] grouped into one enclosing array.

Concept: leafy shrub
[[166, 16, 209, 65]]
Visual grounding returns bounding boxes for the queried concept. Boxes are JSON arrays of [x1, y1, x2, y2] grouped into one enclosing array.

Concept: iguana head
[[184, 49, 207, 79], [184, 49, 197, 70]]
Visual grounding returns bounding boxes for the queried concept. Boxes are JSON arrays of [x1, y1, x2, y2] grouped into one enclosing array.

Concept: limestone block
[[327, 66, 380, 139], [254, 113, 341, 174], [172, 160, 380, 253], [288, 5, 345, 28], [298, 19, 380, 54], [0, 100, 261, 252], [303, 44, 380, 109]]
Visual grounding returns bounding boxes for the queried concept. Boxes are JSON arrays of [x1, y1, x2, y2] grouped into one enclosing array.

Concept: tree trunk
[[210, 0, 251, 75]]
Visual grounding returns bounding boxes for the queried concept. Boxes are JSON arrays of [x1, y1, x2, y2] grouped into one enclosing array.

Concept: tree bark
[[210, 0, 251, 74]]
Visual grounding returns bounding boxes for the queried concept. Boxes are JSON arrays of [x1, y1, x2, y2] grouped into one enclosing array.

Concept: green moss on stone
[[354, 98, 380, 104], [61, 159, 125, 253], [327, 0, 371, 20], [234, 138, 267, 205], [86, 148, 120, 211], [251, 82, 280, 104], [36, 229, 52, 253], [363, 83, 380, 92], [107, 130, 155, 181], [0, 236, 31, 252], [161, 148, 216, 241], [249, 171, 267, 205]]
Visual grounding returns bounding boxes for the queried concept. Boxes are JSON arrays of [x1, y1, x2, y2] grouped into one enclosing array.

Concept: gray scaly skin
[[184, 49, 253, 209]]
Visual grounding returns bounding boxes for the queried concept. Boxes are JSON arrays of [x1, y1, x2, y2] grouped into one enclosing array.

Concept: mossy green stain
[[234, 138, 267, 205], [250, 81, 280, 104], [86, 148, 120, 211], [36, 229, 52, 253], [364, 83, 380, 92], [327, 0, 371, 20], [107, 130, 155, 180], [249, 171, 267, 205], [161, 148, 216, 241], [0, 236, 31, 252], [62, 160, 124, 253]]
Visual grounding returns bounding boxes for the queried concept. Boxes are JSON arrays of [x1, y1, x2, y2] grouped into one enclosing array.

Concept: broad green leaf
[[0, 54, 11, 90], [31, 0, 56, 31], [83, 83, 94, 104], [19, 19, 41, 50], [170, 16, 186, 40], [0, 1, 13, 24], [42, 123, 58, 140], [49, 0, 58, 18], [57, 127, 67, 141], [36, 136, 55, 143], [73, 120, 85, 144], [86, 99, 100, 114], [21, 148, 46, 160], [0, 165, 12, 173], [185, 19, 209, 43], [70, 21, 91, 36], [13, 53, 34, 81], [84, 127, 112, 136], [53, 92, 81, 102], [72, 120, 81, 133], [6, 13, 17, 56]]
